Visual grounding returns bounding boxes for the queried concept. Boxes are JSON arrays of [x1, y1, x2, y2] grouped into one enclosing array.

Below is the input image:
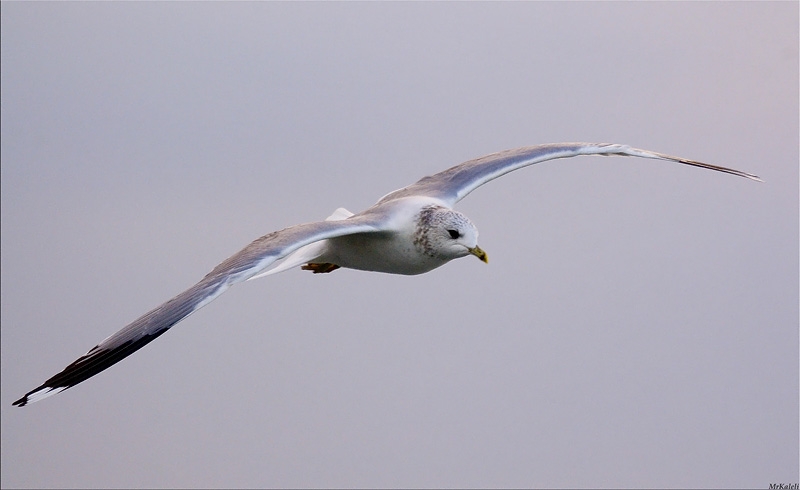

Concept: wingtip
[[12, 386, 67, 407], [729, 169, 763, 183], [749, 174, 764, 183], [618, 146, 762, 183], [724, 170, 763, 182]]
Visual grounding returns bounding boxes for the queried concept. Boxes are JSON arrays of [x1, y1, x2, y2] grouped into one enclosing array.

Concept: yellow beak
[[468, 246, 488, 263]]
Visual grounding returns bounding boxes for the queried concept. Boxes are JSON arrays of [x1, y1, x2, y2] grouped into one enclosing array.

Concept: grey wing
[[13, 216, 382, 406], [378, 143, 761, 207]]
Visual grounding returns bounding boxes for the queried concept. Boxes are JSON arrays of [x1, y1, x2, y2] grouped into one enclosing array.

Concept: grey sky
[[1, 2, 797, 488]]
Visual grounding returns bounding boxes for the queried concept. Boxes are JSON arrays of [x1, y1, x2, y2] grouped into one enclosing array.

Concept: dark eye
[[447, 229, 460, 239]]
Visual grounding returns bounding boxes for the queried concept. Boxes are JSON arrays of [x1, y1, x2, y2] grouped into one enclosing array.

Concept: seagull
[[12, 143, 761, 406]]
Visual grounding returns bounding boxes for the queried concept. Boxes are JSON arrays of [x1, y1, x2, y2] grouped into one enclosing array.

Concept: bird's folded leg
[[301, 262, 341, 274]]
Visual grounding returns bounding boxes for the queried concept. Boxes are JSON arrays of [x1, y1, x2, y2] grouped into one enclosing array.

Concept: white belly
[[321, 232, 447, 275]]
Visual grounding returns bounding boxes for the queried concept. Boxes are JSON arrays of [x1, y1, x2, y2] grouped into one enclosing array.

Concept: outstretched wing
[[13, 216, 382, 406], [378, 143, 761, 207]]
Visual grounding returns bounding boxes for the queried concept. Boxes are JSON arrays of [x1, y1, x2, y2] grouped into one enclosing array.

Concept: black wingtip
[[12, 330, 169, 407], [12, 384, 67, 407], [13, 387, 37, 407]]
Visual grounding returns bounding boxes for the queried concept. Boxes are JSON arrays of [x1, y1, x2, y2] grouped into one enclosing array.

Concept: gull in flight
[[13, 143, 760, 406]]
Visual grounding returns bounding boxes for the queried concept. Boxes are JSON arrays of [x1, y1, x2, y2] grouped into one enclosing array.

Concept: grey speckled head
[[413, 205, 484, 262]]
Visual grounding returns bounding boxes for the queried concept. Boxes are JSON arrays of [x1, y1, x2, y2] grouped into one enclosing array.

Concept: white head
[[413, 205, 488, 263]]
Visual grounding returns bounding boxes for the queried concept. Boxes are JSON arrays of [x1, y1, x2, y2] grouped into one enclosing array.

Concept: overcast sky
[[1, 2, 797, 488]]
